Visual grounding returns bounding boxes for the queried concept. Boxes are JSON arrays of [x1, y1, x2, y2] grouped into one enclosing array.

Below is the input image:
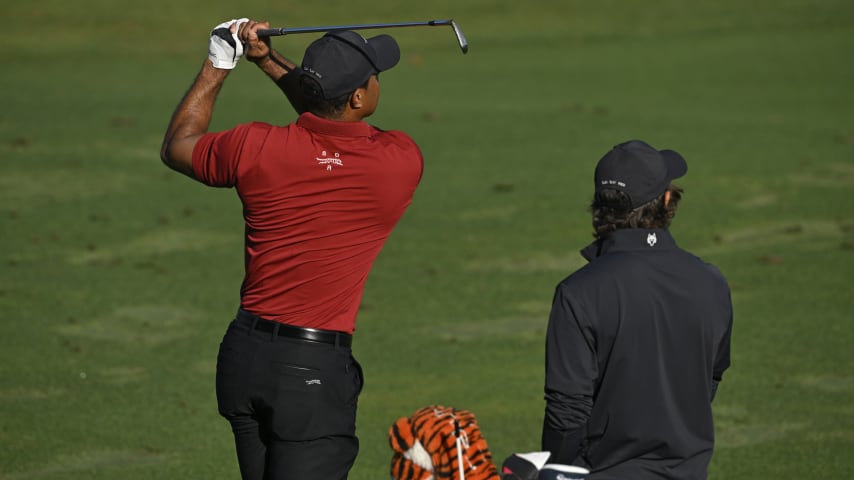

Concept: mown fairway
[[1, 1, 852, 478]]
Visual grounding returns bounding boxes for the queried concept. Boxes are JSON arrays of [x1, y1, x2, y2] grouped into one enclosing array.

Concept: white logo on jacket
[[647, 232, 658, 247]]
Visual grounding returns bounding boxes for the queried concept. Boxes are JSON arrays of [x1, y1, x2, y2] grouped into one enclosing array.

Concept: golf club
[[257, 19, 468, 54]]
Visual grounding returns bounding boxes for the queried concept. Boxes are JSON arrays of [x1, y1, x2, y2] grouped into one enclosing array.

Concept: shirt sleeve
[[192, 123, 262, 187], [542, 283, 597, 460]]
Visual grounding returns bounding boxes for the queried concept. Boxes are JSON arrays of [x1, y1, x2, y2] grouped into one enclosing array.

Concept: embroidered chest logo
[[647, 232, 658, 247], [316, 150, 343, 171]]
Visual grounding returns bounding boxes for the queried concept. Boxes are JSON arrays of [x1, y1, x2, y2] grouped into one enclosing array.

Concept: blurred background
[[1, 0, 852, 478]]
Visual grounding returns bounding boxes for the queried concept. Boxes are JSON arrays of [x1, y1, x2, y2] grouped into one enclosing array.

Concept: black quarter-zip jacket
[[543, 228, 733, 480]]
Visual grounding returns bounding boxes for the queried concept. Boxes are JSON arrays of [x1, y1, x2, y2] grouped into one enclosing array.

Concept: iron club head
[[449, 19, 468, 54]]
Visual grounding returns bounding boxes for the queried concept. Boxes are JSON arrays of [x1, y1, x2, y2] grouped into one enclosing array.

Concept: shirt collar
[[296, 112, 374, 137], [581, 228, 678, 261]]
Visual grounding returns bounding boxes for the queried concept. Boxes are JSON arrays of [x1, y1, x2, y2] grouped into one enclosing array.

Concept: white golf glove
[[208, 18, 249, 69]]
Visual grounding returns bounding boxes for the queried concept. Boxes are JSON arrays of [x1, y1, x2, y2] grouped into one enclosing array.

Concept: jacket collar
[[581, 228, 678, 261]]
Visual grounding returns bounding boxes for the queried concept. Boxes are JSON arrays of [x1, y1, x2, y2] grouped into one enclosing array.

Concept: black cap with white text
[[300, 31, 400, 99], [594, 140, 688, 209]]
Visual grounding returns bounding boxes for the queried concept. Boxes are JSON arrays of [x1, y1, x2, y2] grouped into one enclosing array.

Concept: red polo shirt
[[192, 113, 423, 333]]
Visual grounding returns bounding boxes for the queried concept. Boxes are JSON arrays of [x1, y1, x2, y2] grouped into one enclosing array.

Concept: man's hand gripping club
[[209, 18, 249, 69]]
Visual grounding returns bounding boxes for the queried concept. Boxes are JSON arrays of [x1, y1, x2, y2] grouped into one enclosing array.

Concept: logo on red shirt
[[316, 150, 343, 171]]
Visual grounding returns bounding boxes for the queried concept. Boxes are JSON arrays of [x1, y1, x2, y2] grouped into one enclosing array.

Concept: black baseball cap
[[594, 140, 688, 209], [300, 31, 400, 99]]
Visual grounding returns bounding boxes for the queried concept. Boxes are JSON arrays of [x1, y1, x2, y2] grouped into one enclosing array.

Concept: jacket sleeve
[[711, 289, 734, 402], [542, 282, 597, 462]]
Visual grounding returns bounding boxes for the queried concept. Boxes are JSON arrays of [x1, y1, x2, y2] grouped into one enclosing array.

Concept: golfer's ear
[[349, 88, 365, 109], [664, 190, 672, 206]]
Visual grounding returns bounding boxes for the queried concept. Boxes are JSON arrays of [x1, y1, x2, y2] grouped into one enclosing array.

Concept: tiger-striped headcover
[[389, 405, 500, 480]]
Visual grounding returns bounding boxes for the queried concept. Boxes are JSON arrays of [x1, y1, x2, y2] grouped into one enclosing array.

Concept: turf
[[1, 0, 853, 478]]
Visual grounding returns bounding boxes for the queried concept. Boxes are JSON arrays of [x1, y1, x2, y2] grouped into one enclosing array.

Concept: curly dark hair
[[590, 184, 683, 240]]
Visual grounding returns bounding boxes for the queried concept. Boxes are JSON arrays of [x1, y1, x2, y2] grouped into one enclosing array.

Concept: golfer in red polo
[[160, 18, 423, 480]]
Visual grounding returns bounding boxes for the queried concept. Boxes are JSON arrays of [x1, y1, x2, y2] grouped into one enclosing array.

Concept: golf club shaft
[[257, 20, 452, 37], [257, 19, 468, 54]]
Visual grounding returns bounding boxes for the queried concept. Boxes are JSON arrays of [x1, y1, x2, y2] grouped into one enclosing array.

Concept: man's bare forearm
[[254, 49, 297, 80], [161, 60, 229, 178], [238, 20, 307, 114]]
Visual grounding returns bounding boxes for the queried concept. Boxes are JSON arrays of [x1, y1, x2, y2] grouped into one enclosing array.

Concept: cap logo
[[647, 232, 658, 247], [600, 179, 626, 187], [302, 66, 322, 79]]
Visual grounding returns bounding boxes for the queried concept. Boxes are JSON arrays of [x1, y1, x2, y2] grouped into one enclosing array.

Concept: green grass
[[2, 0, 853, 478]]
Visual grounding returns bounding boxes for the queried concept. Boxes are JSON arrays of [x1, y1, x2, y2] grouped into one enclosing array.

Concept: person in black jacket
[[542, 140, 733, 480]]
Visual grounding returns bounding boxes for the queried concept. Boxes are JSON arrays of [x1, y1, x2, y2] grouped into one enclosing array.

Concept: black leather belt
[[237, 309, 352, 347]]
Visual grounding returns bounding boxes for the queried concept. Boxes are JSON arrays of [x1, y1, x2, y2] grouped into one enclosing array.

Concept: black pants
[[216, 310, 363, 480]]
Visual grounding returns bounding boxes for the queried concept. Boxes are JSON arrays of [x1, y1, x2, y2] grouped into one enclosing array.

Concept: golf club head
[[449, 19, 469, 54], [501, 456, 539, 480], [501, 452, 551, 480], [538, 464, 590, 480]]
